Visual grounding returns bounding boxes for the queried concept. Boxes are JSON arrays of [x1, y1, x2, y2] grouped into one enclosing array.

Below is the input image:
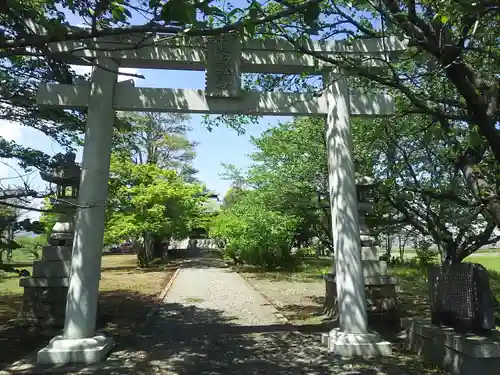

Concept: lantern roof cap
[[355, 173, 375, 186], [40, 152, 81, 185]]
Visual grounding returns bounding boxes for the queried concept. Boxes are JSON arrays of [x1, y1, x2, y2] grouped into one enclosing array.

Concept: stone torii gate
[[35, 33, 405, 364]]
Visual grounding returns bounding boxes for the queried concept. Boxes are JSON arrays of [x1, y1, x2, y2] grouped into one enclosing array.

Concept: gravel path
[[161, 267, 282, 325], [6, 259, 448, 374], [241, 274, 326, 323], [99, 262, 445, 375]]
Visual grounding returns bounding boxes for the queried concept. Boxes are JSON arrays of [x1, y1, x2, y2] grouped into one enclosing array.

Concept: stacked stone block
[[18, 153, 79, 326], [324, 175, 397, 316], [18, 228, 74, 325]]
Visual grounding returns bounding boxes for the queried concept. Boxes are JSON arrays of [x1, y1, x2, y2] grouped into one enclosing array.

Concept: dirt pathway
[[4, 258, 447, 374]]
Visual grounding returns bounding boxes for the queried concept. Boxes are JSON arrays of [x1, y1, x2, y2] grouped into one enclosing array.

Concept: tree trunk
[[442, 242, 459, 265], [151, 235, 164, 260], [136, 234, 153, 268], [386, 234, 392, 259], [398, 235, 406, 261]]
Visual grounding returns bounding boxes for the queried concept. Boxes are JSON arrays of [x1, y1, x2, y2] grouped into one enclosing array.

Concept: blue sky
[[133, 68, 292, 195]]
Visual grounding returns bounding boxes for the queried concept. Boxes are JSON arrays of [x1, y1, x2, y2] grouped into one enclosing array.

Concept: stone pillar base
[[321, 328, 392, 356], [18, 279, 68, 326], [18, 242, 72, 326], [37, 335, 114, 365]]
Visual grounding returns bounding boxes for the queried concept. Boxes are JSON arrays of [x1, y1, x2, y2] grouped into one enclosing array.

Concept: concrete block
[[19, 277, 69, 288], [37, 335, 114, 365], [321, 328, 392, 356], [365, 284, 397, 312], [332, 259, 388, 277], [361, 246, 381, 260], [362, 260, 387, 277], [364, 275, 397, 286], [48, 233, 74, 246], [401, 318, 500, 375], [42, 246, 72, 261], [324, 274, 398, 315], [32, 260, 71, 278], [18, 285, 68, 325], [360, 235, 377, 246]]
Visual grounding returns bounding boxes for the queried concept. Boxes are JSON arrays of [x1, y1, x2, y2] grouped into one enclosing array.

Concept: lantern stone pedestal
[[18, 154, 80, 326], [324, 175, 398, 318]]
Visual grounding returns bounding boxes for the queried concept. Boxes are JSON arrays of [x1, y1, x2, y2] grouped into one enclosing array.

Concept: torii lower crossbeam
[[37, 83, 394, 117]]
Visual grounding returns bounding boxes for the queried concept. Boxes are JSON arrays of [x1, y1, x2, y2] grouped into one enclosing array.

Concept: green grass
[[395, 248, 499, 262], [0, 266, 33, 296], [464, 255, 500, 272], [236, 254, 500, 325], [7, 249, 39, 264], [235, 256, 331, 282]]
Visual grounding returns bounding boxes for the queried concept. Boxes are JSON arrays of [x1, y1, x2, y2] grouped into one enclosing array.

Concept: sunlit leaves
[[209, 195, 299, 269], [161, 0, 197, 24], [105, 156, 205, 245]]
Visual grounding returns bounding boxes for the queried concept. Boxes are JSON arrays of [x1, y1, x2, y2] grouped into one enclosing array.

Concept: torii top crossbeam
[[49, 33, 406, 74], [39, 33, 406, 117]]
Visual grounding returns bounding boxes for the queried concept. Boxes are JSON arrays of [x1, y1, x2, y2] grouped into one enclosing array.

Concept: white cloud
[[0, 120, 43, 221], [0, 119, 23, 142], [70, 65, 141, 82]]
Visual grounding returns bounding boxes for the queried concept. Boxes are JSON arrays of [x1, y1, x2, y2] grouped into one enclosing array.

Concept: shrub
[[15, 235, 46, 260], [210, 203, 299, 269], [415, 243, 438, 268], [294, 246, 317, 258]]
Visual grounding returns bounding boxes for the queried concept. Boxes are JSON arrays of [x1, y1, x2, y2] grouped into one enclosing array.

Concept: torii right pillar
[[321, 70, 392, 356]]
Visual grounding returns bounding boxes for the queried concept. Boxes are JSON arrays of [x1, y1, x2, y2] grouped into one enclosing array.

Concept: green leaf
[[161, 0, 197, 24], [243, 20, 256, 37], [303, 2, 321, 26]]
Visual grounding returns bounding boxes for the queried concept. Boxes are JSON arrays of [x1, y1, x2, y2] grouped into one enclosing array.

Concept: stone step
[[32, 260, 71, 278], [42, 246, 72, 261], [332, 258, 388, 277], [362, 260, 387, 277], [360, 246, 381, 261], [19, 277, 69, 288]]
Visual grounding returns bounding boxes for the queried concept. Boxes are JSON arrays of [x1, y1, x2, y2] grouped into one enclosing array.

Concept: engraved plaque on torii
[[205, 33, 242, 98]]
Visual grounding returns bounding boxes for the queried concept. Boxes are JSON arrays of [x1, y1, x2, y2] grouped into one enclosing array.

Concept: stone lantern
[[19, 152, 80, 326], [324, 174, 398, 317]]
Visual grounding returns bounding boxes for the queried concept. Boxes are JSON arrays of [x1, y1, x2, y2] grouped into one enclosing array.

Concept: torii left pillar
[[37, 58, 118, 364]]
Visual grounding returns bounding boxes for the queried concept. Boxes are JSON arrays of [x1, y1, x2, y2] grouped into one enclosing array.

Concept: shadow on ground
[[0, 287, 171, 370], [8, 303, 446, 374], [3, 253, 448, 374], [69, 302, 444, 375]]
